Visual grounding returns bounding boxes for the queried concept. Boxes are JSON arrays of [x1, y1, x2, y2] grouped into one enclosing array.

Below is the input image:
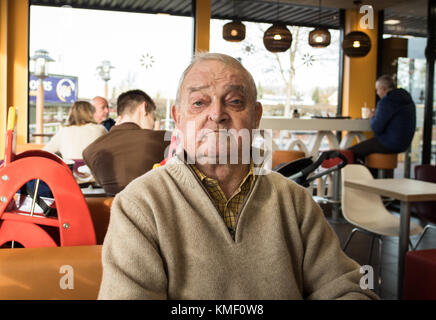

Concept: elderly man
[[83, 90, 169, 196], [98, 53, 378, 300], [92, 96, 116, 131], [348, 74, 416, 164]]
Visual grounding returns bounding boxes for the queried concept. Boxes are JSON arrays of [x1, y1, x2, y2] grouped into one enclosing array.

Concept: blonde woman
[[43, 100, 108, 159]]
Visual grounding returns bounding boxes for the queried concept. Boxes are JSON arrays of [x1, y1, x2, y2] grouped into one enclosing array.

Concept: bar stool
[[366, 153, 398, 178], [272, 150, 306, 169], [319, 149, 354, 223]]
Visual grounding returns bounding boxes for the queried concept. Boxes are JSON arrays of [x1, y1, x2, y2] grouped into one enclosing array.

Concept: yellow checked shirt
[[190, 163, 255, 230]]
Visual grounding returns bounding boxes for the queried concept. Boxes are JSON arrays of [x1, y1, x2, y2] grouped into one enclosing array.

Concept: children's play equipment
[[0, 107, 96, 248]]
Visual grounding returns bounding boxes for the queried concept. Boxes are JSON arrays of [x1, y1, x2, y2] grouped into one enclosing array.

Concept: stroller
[[273, 150, 349, 188]]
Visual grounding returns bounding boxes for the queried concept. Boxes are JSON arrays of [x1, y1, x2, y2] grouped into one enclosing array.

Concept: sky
[[29, 5, 340, 103], [29, 5, 193, 100]]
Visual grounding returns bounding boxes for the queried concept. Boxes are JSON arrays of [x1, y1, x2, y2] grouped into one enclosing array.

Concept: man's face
[[375, 81, 387, 99], [172, 60, 262, 164], [93, 98, 109, 123]]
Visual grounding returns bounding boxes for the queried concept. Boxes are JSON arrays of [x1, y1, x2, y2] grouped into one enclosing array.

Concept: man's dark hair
[[377, 75, 396, 90], [117, 89, 156, 116]]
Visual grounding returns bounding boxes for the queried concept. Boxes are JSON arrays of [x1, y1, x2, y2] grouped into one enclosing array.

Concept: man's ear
[[142, 102, 148, 116], [254, 102, 263, 129], [171, 105, 180, 128]]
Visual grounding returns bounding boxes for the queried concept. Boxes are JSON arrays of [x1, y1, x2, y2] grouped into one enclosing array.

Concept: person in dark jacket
[[348, 74, 416, 163]]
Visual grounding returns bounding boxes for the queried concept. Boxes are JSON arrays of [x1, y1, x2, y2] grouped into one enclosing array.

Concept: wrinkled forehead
[[181, 60, 252, 96]]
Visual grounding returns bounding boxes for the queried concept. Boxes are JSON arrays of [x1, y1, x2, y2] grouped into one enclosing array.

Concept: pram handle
[[300, 150, 347, 177], [302, 150, 348, 185]]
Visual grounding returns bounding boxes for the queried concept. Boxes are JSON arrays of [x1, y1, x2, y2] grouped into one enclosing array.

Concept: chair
[[341, 164, 423, 293], [403, 249, 436, 299], [272, 150, 306, 169], [412, 164, 436, 250]]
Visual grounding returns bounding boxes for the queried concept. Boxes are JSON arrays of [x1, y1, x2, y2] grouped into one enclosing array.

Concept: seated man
[[83, 90, 169, 196], [348, 75, 416, 163], [92, 96, 116, 131], [98, 53, 378, 300]]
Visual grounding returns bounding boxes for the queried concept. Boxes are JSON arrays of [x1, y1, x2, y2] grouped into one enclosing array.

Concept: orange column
[[342, 8, 379, 120], [0, 0, 29, 158], [194, 0, 210, 53]]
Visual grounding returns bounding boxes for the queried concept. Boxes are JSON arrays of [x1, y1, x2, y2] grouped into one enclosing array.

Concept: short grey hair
[[175, 52, 257, 107], [376, 74, 396, 90]]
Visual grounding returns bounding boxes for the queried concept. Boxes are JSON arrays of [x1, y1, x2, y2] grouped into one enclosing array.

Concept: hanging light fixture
[[263, 0, 292, 53], [223, 0, 246, 42], [308, 0, 331, 48], [342, 0, 371, 57]]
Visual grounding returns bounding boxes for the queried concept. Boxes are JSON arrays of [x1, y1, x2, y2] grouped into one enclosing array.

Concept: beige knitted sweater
[[98, 156, 378, 300]]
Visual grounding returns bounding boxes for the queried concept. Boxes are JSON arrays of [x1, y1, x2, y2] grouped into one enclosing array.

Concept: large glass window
[[28, 5, 193, 142], [210, 19, 340, 118], [211, 19, 340, 149]]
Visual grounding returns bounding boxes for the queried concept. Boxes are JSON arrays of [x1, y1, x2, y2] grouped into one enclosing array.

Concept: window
[[210, 19, 340, 118], [28, 5, 193, 142]]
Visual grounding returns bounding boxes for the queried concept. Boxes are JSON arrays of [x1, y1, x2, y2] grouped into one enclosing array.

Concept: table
[[81, 187, 107, 197], [259, 117, 371, 157], [344, 178, 436, 299]]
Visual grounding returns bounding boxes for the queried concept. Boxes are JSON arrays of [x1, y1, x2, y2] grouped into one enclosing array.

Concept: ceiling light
[[308, 0, 331, 48], [384, 19, 400, 25]]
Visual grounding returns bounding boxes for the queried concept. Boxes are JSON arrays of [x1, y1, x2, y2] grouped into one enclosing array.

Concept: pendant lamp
[[342, 1, 371, 57], [223, 1, 246, 42], [308, 0, 331, 48], [263, 0, 292, 52]]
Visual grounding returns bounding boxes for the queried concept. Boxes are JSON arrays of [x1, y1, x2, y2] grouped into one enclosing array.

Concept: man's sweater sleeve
[[296, 188, 379, 300], [98, 192, 168, 299]]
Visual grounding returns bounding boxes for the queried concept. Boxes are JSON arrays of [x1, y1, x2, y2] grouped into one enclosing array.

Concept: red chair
[[412, 164, 436, 250], [403, 249, 436, 299]]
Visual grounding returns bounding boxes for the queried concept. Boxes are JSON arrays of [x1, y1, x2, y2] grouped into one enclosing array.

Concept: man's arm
[[98, 192, 168, 299], [370, 100, 395, 134]]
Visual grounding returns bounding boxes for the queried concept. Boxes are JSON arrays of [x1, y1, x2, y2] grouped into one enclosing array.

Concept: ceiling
[[30, 0, 428, 36]]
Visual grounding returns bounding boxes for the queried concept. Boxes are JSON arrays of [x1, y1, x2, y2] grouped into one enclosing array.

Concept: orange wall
[[342, 8, 378, 120], [0, 0, 29, 158]]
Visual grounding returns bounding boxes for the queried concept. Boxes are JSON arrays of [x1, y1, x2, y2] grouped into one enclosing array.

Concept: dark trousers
[[348, 138, 396, 178]]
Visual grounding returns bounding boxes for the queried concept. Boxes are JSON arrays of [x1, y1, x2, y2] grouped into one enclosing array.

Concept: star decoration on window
[[140, 53, 155, 69]]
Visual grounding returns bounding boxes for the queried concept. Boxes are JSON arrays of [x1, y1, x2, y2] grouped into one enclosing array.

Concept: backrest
[[414, 165, 436, 224], [0, 245, 102, 299], [86, 197, 114, 244], [341, 164, 386, 224]]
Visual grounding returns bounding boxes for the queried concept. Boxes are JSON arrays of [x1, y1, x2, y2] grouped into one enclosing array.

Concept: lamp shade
[[263, 23, 292, 52], [308, 27, 331, 48], [342, 31, 371, 57], [223, 20, 246, 42]]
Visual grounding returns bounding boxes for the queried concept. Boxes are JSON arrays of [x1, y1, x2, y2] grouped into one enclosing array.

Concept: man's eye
[[228, 99, 243, 106], [193, 101, 204, 107]]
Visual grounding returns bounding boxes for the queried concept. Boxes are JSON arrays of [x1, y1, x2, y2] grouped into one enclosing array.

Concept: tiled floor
[[320, 201, 436, 300]]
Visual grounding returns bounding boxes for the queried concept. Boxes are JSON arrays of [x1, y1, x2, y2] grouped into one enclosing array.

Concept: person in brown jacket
[[83, 89, 170, 196]]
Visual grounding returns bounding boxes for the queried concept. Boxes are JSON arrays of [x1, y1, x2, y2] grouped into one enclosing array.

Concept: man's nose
[[208, 100, 229, 124]]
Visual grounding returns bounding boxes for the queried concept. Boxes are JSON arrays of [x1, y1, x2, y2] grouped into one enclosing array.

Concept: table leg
[[397, 201, 411, 300]]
